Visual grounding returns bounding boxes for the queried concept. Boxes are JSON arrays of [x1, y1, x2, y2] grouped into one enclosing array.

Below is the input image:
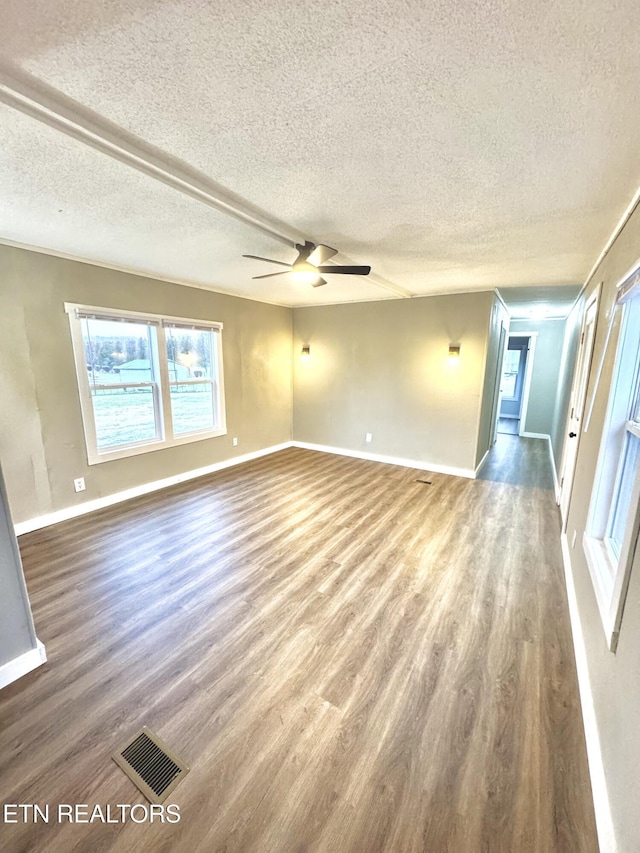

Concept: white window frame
[[583, 262, 640, 652], [65, 303, 226, 465]]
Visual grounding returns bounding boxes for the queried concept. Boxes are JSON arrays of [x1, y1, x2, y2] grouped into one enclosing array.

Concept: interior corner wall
[[562, 200, 640, 853], [549, 299, 583, 473], [475, 294, 510, 467], [292, 291, 494, 474], [0, 463, 38, 669], [510, 317, 568, 436], [0, 244, 293, 526]]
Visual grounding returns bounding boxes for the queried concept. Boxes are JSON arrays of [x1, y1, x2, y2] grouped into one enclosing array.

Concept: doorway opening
[[498, 334, 536, 437]]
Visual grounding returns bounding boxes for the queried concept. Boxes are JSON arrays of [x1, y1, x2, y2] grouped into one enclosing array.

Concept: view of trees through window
[[80, 317, 216, 449], [165, 327, 215, 436]]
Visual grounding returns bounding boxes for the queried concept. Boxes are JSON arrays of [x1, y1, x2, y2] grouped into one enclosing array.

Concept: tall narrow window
[[584, 267, 640, 651], [164, 324, 220, 436], [67, 305, 226, 464], [81, 316, 161, 451], [607, 423, 640, 560]]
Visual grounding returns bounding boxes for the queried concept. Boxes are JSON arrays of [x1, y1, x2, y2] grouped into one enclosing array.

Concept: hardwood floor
[[477, 433, 555, 490], [497, 416, 520, 436], [0, 446, 597, 852]]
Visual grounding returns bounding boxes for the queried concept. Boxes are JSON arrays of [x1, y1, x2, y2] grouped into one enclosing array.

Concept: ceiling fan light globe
[[291, 269, 322, 285], [291, 260, 317, 274]]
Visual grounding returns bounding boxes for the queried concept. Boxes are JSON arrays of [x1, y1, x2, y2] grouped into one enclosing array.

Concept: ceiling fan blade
[[243, 255, 291, 267], [311, 277, 327, 288], [307, 244, 338, 266], [252, 271, 290, 280], [316, 265, 371, 275]]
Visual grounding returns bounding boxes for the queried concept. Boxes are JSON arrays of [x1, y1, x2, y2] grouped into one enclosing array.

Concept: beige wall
[[0, 245, 292, 525], [292, 292, 494, 474], [563, 206, 640, 852]]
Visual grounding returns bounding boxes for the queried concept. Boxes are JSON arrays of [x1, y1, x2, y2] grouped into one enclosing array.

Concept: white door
[[489, 323, 508, 445], [559, 295, 599, 523]]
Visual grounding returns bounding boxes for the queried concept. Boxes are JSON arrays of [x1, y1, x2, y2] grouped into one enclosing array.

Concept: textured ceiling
[[1, 0, 640, 306], [498, 285, 581, 319]]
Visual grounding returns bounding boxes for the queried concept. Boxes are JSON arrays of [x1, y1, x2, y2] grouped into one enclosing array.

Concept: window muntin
[[66, 305, 226, 464]]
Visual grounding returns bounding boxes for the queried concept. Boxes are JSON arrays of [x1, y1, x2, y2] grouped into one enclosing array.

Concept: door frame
[[558, 286, 601, 525], [489, 322, 509, 445], [499, 331, 538, 436], [500, 336, 530, 421], [516, 332, 537, 436]]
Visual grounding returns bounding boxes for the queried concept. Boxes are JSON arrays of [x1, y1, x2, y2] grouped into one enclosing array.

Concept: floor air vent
[[113, 727, 189, 803]]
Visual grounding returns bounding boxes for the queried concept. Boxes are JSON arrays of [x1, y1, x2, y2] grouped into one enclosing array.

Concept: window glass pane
[[501, 349, 521, 398], [170, 384, 215, 434], [92, 386, 158, 449], [502, 373, 517, 398], [81, 318, 160, 449], [166, 328, 216, 434], [165, 328, 213, 378], [632, 377, 640, 423], [504, 349, 520, 373], [608, 432, 640, 558], [82, 318, 154, 383]]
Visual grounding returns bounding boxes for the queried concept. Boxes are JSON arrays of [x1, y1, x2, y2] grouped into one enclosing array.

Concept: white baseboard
[[291, 441, 476, 479], [0, 640, 47, 690], [14, 440, 477, 535], [14, 443, 293, 535], [520, 431, 550, 439], [475, 447, 491, 476], [546, 436, 561, 500], [560, 533, 616, 853]]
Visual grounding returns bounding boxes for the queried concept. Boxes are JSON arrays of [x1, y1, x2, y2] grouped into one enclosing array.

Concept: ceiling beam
[[0, 63, 411, 299]]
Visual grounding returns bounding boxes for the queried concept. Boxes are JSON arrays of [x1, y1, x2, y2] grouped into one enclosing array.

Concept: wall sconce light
[[448, 345, 461, 360], [301, 345, 311, 359]]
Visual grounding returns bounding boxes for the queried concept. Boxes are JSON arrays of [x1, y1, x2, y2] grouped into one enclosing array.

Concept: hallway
[[477, 432, 555, 490]]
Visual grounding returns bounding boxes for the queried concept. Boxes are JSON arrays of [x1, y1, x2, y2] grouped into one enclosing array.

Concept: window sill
[[87, 427, 227, 465], [583, 533, 618, 651]]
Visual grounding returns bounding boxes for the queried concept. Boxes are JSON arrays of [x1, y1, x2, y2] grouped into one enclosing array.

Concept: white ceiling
[[1, 0, 640, 307], [498, 285, 581, 319]]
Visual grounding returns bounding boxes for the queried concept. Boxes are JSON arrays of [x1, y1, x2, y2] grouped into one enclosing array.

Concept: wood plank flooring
[[477, 433, 554, 489], [0, 445, 597, 852], [497, 416, 520, 436]]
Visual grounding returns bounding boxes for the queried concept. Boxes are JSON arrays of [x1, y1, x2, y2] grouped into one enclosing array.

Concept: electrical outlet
[[74, 477, 86, 493], [232, 437, 238, 447], [571, 530, 577, 548], [365, 433, 372, 443]]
